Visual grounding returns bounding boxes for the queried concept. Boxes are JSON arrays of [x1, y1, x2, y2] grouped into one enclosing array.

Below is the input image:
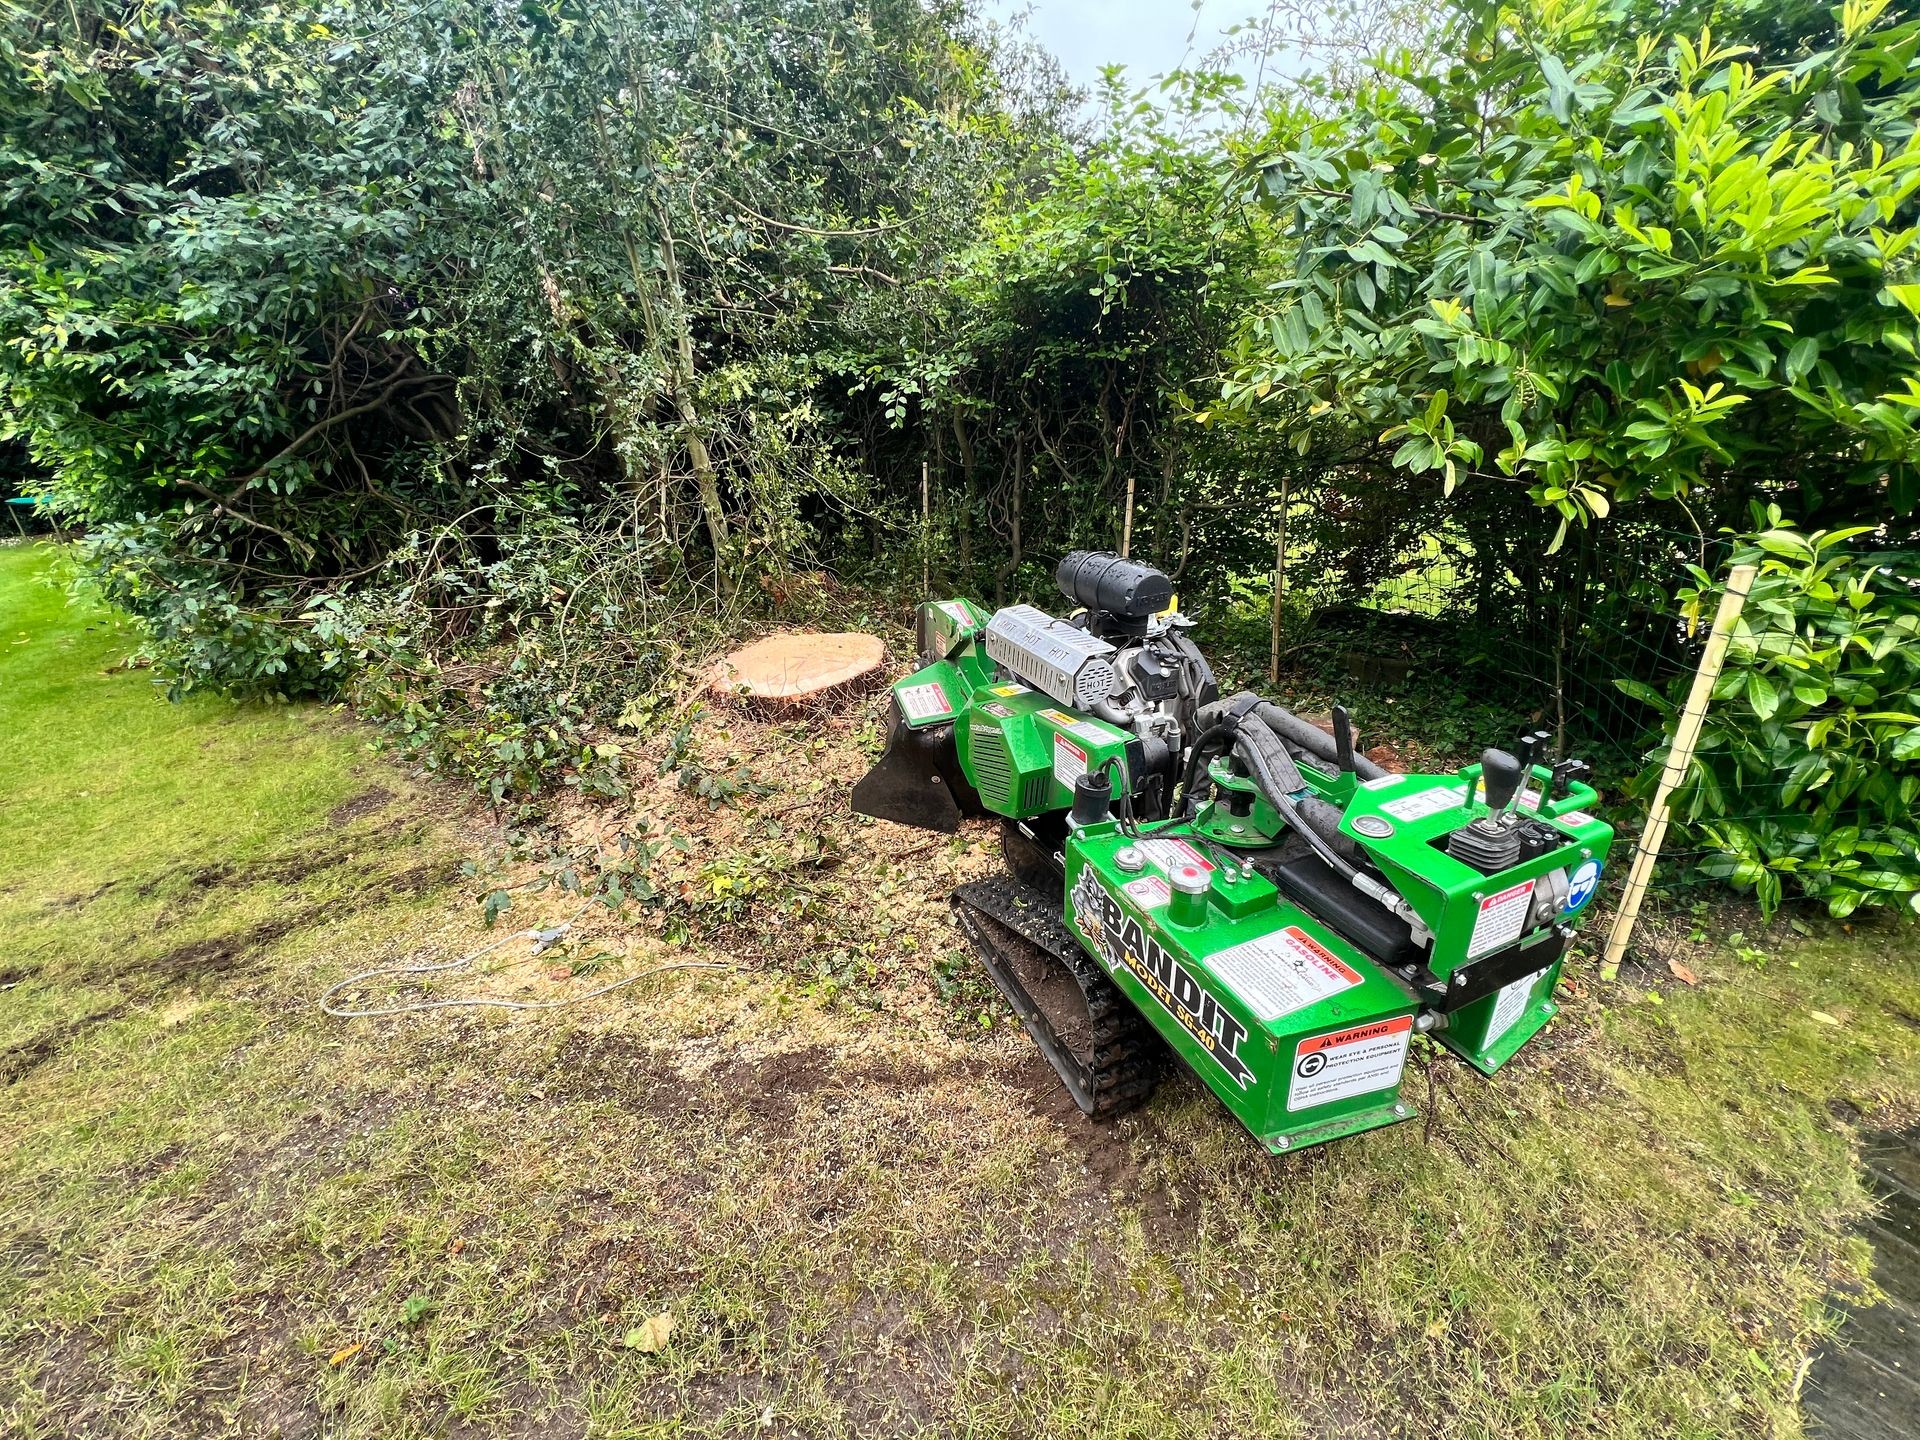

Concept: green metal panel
[[1439, 956, 1566, 1075], [1064, 823, 1418, 1154], [957, 686, 1051, 815], [918, 598, 989, 659], [945, 687, 1135, 820], [1326, 769, 1613, 983], [888, 658, 975, 732]]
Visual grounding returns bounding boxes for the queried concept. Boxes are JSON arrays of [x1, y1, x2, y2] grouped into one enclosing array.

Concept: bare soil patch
[[327, 786, 395, 828]]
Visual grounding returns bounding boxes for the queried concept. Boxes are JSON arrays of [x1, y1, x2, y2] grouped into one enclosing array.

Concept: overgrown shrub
[[1622, 520, 1920, 915]]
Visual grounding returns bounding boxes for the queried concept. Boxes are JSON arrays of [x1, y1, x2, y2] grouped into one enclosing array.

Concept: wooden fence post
[[1599, 562, 1758, 981]]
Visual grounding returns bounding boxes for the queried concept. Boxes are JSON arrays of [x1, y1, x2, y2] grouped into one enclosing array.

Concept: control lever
[[1478, 748, 1525, 816], [1512, 729, 1551, 815], [1332, 705, 1355, 775], [1550, 756, 1593, 800]]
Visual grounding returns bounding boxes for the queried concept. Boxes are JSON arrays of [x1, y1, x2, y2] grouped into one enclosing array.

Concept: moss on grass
[[2, 539, 1917, 1438]]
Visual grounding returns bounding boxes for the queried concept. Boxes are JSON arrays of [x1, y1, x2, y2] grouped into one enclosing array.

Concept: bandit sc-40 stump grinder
[[852, 552, 1613, 1154]]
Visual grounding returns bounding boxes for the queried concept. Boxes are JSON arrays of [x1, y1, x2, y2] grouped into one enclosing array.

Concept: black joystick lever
[[1449, 747, 1527, 872], [1550, 756, 1593, 800], [1479, 748, 1525, 814]]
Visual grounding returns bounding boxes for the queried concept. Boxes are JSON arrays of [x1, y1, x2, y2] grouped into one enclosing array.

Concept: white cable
[[317, 899, 729, 1017]]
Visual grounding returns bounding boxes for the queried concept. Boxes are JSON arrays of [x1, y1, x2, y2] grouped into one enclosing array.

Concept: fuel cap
[[1169, 862, 1211, 894]]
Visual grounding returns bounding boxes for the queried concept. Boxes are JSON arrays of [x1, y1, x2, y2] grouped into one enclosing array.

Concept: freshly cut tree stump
[[705, 631, 887, 710]]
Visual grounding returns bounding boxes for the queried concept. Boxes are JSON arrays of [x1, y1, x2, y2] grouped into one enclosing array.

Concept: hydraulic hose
[[1232, 719, 1418, 923], [1176, 724, 1356, 859], [1195, 694, 1387, 783]]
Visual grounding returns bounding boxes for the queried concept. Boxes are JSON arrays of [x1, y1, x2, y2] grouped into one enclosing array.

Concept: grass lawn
[[3, 537, 1918, 1439]]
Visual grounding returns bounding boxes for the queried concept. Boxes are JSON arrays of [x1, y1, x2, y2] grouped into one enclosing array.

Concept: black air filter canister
[[1055, 551, 1173, 625]]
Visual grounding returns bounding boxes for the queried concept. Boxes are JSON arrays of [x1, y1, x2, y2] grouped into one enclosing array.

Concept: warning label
[[1288, 1016, 1412, 1111], [937, 601, 974, 629], [990, 683, 1028, 697], [1039, 708, 1120, 747], [1380, 786, 1464, 823], [1053, 732, 1089, 790], [1121, 875, 1172, 909], [1136, 837, 1214, 876], [1468, 878, 1536, 958], [1207, 925, 1363, 1022], [1360, 773, 1404, 791], [1486, 968, 1545, 1048], [896, 681, 952, 723]]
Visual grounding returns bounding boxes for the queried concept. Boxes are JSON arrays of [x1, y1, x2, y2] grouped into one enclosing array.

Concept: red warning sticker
[[1287, 1015, 1413, 1112], [1136, 837, 1214, 875], [1053, 733, 1089, 790], [1468, 878, 1536, 958], [896, 681, 952, 723]]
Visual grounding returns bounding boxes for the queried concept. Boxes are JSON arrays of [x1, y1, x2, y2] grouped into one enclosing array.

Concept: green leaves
[[1655, 530, 1920, 917], [1230, 3, 1920, 535]]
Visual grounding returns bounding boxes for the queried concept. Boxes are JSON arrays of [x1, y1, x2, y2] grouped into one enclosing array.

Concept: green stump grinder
[[853, 552, 1614, 1154]]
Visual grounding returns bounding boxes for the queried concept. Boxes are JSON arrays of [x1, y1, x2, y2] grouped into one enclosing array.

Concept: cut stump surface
[[706, 631, 887, 707]]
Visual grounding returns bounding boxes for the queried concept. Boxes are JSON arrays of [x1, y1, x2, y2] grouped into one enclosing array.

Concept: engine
[[979, 553, 1217, 783]]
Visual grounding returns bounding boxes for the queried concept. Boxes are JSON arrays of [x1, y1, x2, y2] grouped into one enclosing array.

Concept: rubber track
[[953, 874, 1164, 1119]]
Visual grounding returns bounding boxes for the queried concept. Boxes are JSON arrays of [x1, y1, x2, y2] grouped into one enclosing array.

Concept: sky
[[978, 0, 1286, 101]]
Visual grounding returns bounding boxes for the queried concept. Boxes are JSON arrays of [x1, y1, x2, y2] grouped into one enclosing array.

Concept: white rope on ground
[[317, 898, 731, 1017]]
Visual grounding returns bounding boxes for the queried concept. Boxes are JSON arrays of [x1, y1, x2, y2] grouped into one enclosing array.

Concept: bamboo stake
[[1600, 563, 1758, 981], [1121, 472, 1137, 558], [921, 458, 931, 596], [1269, 475, 1290, 686]]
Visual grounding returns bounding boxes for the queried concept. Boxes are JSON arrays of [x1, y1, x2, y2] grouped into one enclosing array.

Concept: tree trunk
[[947, 404, 974, 582], [654, 207, 731, 597]]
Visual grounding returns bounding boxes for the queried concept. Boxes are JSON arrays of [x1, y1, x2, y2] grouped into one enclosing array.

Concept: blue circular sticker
[[1564, 859, 1602, 913]]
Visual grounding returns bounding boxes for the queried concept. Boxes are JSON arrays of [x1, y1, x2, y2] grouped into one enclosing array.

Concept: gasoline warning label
[[896, 681, 952, 723], [1467, 878, 1536, 958], [1486, 968, 1545, 1048], [1121, 875, 1172, 909], [1053, 732, 1089, 790], [1136, 837, 1214, 876], [1208, 925, 1363, 1022], [1288, 1016, 1413, 1112], [1379, 786, 1464, 823]]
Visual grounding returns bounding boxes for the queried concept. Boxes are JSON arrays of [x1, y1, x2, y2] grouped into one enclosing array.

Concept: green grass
[[3, 537, 1918, 1438]]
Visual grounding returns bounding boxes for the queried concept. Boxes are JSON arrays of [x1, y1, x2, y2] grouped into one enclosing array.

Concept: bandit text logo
[[1070, 868, 1253, 1086]]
